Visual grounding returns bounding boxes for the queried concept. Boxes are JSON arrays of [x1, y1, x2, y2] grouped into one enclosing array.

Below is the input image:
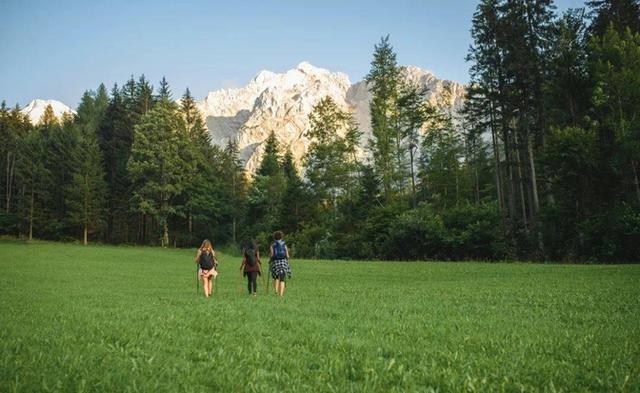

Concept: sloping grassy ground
[[0, 240, 638, 392]]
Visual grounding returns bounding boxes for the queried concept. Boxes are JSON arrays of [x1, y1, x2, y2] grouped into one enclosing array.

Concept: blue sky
[[1, 0, 586, 108]]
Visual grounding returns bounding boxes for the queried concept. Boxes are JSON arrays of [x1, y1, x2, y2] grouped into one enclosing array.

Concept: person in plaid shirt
[[269, 231, 292, 297]]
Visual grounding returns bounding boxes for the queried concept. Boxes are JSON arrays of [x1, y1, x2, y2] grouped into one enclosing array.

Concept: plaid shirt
[[270, 258, 292, 278]]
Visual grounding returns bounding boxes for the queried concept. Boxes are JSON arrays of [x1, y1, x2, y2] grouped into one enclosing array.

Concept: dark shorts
[[271, 272, 286, 281]]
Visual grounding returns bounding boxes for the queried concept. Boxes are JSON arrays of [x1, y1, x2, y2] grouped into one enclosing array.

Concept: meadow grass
[[0, 239, 639, 392]]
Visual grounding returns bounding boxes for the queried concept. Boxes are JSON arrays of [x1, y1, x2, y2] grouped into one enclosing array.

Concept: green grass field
[[1, 240, 639, 392]]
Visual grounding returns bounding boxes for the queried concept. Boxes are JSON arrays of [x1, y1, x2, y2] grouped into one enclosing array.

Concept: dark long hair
[[243, 238, 257, 252]]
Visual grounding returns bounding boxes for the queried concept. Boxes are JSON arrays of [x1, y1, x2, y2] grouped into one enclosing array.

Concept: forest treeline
[[1, 0, 639, 262]]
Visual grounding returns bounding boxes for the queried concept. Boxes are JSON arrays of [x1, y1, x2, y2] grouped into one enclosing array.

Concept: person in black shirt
[[195, 239, 218, 297]]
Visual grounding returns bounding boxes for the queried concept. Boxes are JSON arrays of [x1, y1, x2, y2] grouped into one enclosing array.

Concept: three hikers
[[195, 231, 292, 298]]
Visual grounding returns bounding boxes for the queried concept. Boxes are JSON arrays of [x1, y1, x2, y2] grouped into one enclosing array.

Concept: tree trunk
[[489, 113, 504, 211], [503, 130, 517, 229], [6, 152, 15, 213], [232, 217, 237, 244], [29, 190, 34, 241], [633, 159, 640, 204], [163, 222, 169, 248], [455, 172, 460, 207], [395, 115, 403, 193], [409, 144, 417, 209], [474, 165, 480, 205], [514, 132, 529, 231], [188, 210, 193, 245], [527, 137, 540, 216], [83, 224, 88, 245]]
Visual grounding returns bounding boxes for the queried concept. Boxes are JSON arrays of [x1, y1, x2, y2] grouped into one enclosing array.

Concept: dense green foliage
[[1, 241, 638, 391], [1, 1, 639, 262]]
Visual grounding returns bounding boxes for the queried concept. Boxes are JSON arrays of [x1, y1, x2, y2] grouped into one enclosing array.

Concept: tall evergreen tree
[[157, 76, 172, 102], [219, 140, 247, 244], [135, 75, 154, 116], [66, 91, 108, 244], [248, 132, 286, 236], [128, 101, 194, 247], [66, 130, 107, 245], [466, 0, 508, 215], [15, 129, 50, 240], [178, 88, 219, 245], [98, 84, 133, 242], [281, 149, 309, 234], [366, 35, 403, 199]]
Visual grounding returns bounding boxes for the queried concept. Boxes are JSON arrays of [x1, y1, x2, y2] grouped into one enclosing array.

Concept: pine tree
[[94, 83, 109, 120], [122, 75, 138, 119], [257, 131, 282, 177], [97, 84, 133, 242], [128, 101, 194, 247], [178, 88, 218, 245], [248, 132, 286, 235], [366, 35, 403, 199], [157, 76, 172, 102], [66, 130, 107, 245], [30, 103, 78, 239], [466, 0, 511, 218], [181, 88, 198, 128], [66, 89, 108, 244], [15, 129, 50, 240], [39, 104, 59, 128], [219, 140, 247, 244], [135, 75, 154, 116], [281, 149, 309, 234]]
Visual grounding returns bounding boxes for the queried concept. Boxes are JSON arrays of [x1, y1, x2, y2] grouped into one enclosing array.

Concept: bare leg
[[208, 277, 213, 296], [278, 281, 285, 297], [202, 276, 208, 297]]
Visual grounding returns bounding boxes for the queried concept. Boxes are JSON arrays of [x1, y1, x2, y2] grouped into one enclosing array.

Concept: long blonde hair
[[200, 239, 213, 254]]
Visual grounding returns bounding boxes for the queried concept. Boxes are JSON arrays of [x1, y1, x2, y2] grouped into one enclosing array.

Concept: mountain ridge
[[24, 62, 466, 173], [197, 62, 466, 173]]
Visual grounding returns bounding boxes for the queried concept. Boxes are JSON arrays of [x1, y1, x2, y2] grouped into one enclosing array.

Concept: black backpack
[[199, 251, 215, 270], [245, 248, 257, 267]]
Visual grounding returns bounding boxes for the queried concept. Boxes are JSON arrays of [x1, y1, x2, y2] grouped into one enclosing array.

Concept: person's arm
[[285, 245, 290, 259], [256, 250, 262, 272], [269, 245, 274, 259], [212, 249, 219, 264], [240, 250, 246, 271]]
